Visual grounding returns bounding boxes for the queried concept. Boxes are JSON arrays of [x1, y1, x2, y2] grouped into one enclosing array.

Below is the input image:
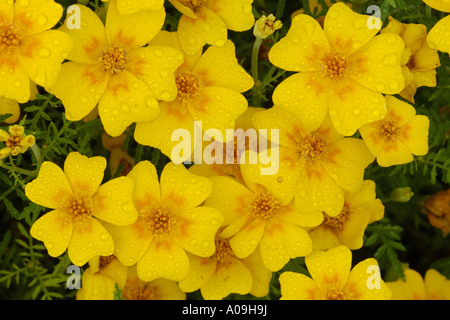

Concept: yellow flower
[[425, 0, 450, 56], [204, 176, 315, 272], [381, 17, 440, 103], [387, 268, 450, 300], [101, 0, 164, 15], [47, 2, 183, 137], [168, 0, 255, 55], [104, 161, 223, 282], [25, 152, 138, 266], [359, 95, 430, 167], [134, 31, 254, 162], [0, 0, 73, 103], [279, 245, 392, 300], [122, 265, 186, 300], [188, 106, 263, 185], [269, 3, 405, 136], [309, 180, 384, 251], [253, 14, 282, 40], [178, 237, 272, 300], [241, 105, 374, 219], [76, 254, 129, 300], [0, 124, 35, 158]]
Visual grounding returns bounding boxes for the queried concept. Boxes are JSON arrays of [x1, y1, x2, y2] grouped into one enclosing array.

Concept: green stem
[[31, 144, 42, 166], [0, 163, 35, 177], [251, 37, 263, 106]]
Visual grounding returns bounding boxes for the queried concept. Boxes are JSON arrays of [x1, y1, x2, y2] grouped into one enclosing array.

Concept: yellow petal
[[306, 245, 352, 292], [427, 15, 450, 55], [187, 86, 248, 142], [259, 217, 312, 271], [328, 77, 387, 136], [13, 0, 62, 37], [104, 219, 153, 266], [105, 0, 165, 50], [193, 40, 254, 92], [240, 247, 272, 297], [324, 3, 380, 57], [339, 208, 371, 249], [321, 138, 374, 193], [229, 219, 265, 259], [127, 46, 184, 101], [177, 7, 228, 56], [0, 53, 31, 103], [178, 253, 216, 293], [0, 96, 20, 124], [98, 70, 160, 137], [93, 176, 138, 225], [160, 162, 212, 211], [76, 268, 116, 300], [137, 235, 190, 281], [206, 0, 254, 32], [346, 258, 392, 300], [115, 0, 164, 14], [30, 210, 73, 258], [0, 0, 13, 23], [424, 269, 450, 300], [201, 258, 253, 300], [309, 226, 341, 251], [17, 30, 73, 88], [47, 62, 109, 121], [168, 0, 198, 19], [68, 217, 114, 266], [172, 207, 223, 257], [127, 160, 161, 211], [377, 140, 414, 167], [359, 123, 385, 157], [423, 0, 450, 12], [64, 152, 106, 198], [269, 14, 330, 72], [347, 33, 405, 95], [279, 271, 321, 300], [272, 72, 330, 132], [58, 4, 108, 65], [25, 161, 73, 209], [400, 115, 429, 156]]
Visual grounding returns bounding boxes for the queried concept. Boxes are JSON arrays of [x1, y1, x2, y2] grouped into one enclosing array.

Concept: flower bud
[[389, 187, 414, 202], [253, 14, 282, 39]]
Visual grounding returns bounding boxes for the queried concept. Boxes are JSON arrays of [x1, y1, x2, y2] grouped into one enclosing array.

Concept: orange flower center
[[122, 285, 159, 300], [176, 71, 202, 103], [178, 0, 206, 10], [323, 206, 349, 229], [300, 133, 327, 161], [324, 285, 354, 300], [99, 44, 128, 74], [68, 195, 93, 221], [0, 23, 20, 51], [142, 208, 175, 236], [381, 119, 400, 141], [321, 51, 348, 79], [215, 237, 234, 263], [250, 192, 280, 220], [99, 255, 115, 270]]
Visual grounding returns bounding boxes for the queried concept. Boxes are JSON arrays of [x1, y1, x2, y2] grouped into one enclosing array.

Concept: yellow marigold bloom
[[387, 268, 450, 300], [270, 3, 405, 136], [122, 265, 186, 300], [425, 189, 450, 236], [204, 176, 316, 272], [104, 161, 223, 282], [178, 238, 272, 300], [168, 0, 255, 56], [47, 2, 183, 137], [76, 254, 129, 300], [0, 0, 73, 103], [309, 180, 384, 251], [381, 17, 440, 103], [254, 14, 282, 40], [359, 95, 430, 167], [241, 105, 374, 218], [188, 106, 263, 185], [425, 0, 450, 56], [280, 245, 392, 300], [134, 31, 253, 161], [101, 0, 164, 15], [25, 152, 138, 266], [0, 124, 35, 158]]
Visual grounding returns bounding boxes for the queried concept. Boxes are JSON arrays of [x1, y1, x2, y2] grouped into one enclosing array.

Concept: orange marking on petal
[[334, 82, 354, 101], [332, 36, 353, 54], [115, 29, 135, 49], [109, 81, 130, 96], [166, 101, 190, 122], [84, 36, 101, 56], [166, 191, 186, 208], [306, 44, 325, 66], [326, 147, 342, 165], [190, 92, 210, 114], [306, 75, 326, 96], [264, 221, 284, 237], [15, 12, 33, 30], [401, 124, 411, 141], [82, 68, 101, 86], [20, 37, 41, 59], [154, 238, 172, 251], [307, 169, 323, 180], [383, 140, 399, 153], [286, 124, 304, 145]]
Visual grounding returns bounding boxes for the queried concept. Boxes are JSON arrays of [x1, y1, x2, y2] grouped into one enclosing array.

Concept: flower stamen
[[176, 71, 202, 103], [323, 206, 349, 229], [300, 133, 327, 161], [0, 23, 20, 52], [321, 51, 348, 79], [178, 0, 206, 10], [250, 192, 280, 220], [99, 44, 128, 74], [215, 237, 234, 263], [142, 208, 175, 236], [381, 119, 400, 141]]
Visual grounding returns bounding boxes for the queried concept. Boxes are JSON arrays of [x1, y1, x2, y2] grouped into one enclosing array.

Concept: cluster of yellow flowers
[[2, 0, 450, 300]]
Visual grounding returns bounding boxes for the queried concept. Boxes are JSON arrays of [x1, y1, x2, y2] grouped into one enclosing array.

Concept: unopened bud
[[253, 14, 282, 39], [389, 187, 414, 202]]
